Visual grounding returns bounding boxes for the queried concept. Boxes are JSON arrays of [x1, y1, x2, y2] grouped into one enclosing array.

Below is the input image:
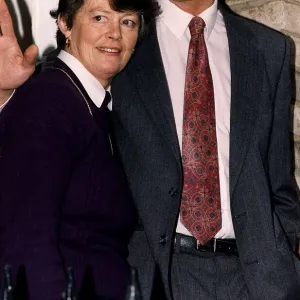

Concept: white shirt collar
[[158, 0, 218, 40], [58, 50, 109, 108]]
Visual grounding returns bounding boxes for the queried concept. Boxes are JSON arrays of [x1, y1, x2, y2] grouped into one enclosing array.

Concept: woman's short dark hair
[[50, 0, 161, 48]]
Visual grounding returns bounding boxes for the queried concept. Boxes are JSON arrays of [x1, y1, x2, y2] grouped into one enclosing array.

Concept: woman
[[0, 0, 160, 299]]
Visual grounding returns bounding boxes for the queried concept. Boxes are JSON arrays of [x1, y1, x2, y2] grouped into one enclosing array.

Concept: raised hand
[[0, 0, 38, 104]]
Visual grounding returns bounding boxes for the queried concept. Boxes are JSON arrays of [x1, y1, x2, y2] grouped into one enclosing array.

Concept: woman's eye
[[94, 15, 104, 22], [122, 19, 136, 28]]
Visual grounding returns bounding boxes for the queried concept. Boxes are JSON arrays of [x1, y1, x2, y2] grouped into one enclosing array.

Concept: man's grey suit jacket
[[111, 4, 300, 300]]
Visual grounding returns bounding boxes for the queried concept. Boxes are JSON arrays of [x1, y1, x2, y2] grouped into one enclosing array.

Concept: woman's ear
[[58, 14, 72, 40]]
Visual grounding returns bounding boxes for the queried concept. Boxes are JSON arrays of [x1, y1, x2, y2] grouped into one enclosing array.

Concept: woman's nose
[[107, 23, 122, 41]]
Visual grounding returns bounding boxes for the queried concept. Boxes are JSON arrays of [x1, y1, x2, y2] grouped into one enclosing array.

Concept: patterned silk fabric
[[180, 17, 221, 245]]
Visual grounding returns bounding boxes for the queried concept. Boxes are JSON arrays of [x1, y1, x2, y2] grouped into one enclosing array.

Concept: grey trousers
[[170, 247, 250, 300]]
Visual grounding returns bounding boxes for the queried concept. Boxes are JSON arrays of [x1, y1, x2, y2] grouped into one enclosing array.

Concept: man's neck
[[170, 0, 215, 15]]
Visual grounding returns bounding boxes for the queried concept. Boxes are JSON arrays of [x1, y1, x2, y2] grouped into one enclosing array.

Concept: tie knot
[[189, 17, 205, 38]]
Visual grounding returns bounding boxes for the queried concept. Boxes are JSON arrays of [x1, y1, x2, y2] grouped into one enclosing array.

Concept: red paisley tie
[[180, 17, 222, 245]]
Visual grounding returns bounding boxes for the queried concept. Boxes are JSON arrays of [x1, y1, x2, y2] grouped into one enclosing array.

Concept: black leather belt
[[174, 233, 238, 256]]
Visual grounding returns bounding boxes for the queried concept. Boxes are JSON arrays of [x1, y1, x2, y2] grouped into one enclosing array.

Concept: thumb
[[22, 44, 39, 69]]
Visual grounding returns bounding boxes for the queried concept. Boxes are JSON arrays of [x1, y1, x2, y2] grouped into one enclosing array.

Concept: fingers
[[23, 44, 39, 69], [0, 0, 15, 37]]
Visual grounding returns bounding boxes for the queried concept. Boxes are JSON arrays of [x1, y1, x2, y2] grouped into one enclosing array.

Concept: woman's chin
[[91, 70, 117, 85], [94, 67, 121, 80]]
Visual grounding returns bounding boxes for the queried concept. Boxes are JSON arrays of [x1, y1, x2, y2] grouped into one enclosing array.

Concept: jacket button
[[169, 187, 178, 196], [159, 235, 168, 245]]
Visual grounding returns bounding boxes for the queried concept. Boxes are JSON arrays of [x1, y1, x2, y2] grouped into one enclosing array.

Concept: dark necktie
[[180, 17, 222, 245], [102, 91, 112, 109], [94, 91, 112, 132]]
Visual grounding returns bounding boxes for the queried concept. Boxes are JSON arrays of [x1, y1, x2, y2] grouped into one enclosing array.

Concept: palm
[[0, 0, 38, 91]]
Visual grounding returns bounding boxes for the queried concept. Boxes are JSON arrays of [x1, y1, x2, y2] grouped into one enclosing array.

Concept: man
[[1, 0, 300, 299]]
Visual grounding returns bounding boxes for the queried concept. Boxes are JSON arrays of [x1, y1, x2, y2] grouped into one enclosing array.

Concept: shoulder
[[222, 7, 290, 83], [225, 9, 289, 56], [1, 67, 86, 127], [19, 67, 81, 107], [0, 67, 94, 148], [0, 67, 94, 160]]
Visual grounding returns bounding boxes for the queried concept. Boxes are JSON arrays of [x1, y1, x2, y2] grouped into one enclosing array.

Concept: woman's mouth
[[97, 47, 121, 54]]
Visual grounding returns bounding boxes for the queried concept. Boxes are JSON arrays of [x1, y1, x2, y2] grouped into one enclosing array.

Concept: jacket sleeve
[[0, 89, 15, 113], [268, 37, 300, 252], [0, 82, 73, 299]]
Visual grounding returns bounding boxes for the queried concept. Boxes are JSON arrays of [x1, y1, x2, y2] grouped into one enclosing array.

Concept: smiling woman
[[0, 0, 160, 299], [50, 0, 160, 87]]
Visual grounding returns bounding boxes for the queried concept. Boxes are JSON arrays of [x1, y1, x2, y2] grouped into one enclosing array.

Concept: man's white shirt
[[157, 0, 234, 238]]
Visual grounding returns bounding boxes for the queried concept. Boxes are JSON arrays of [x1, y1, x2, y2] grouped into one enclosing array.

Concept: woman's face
[[59, 0, 139, 85]]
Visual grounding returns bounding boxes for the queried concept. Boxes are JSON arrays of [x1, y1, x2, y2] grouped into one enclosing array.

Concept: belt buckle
[[197, 239, 217, 251]]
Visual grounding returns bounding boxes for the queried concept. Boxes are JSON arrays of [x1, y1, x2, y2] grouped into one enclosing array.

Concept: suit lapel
[[125, 8, 265, 196], [126, 26, 181, 161], [221, 7, 265, 196]]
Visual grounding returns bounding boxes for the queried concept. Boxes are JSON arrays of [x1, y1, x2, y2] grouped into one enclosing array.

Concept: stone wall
[[226, 0, 300, 188]]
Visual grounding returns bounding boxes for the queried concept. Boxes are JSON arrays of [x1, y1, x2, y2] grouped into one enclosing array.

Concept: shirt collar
[[158, 0, 218, 40], [58, 50, 109, 108]]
